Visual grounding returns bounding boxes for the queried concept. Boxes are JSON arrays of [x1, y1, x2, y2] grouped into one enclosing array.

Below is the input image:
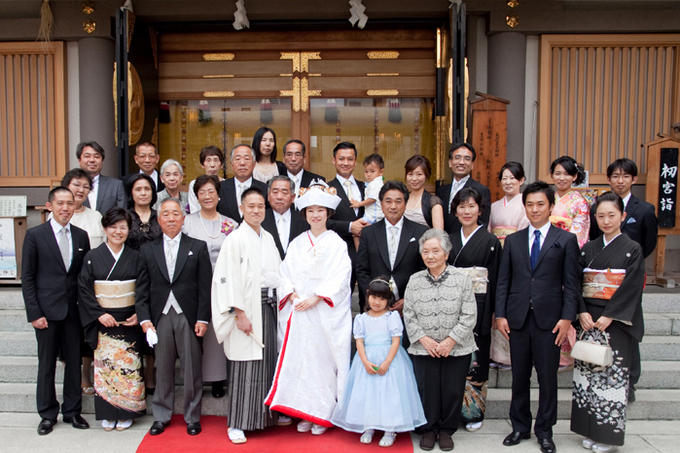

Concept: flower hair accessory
[[370, 278, 394, 292], [295, 179, 341, 211]]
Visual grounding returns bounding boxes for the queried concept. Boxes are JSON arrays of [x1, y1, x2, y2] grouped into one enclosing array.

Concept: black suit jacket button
[[531, 278, 535, 282]]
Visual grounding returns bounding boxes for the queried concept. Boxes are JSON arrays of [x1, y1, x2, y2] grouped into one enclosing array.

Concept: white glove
[[146, 329, 158, 348]]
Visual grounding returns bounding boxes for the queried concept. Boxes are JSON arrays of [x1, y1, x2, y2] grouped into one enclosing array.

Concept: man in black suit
[[327, 142, 367, 301], [437, 143, 492, 232], [22, 187, 91, 435], [495, 181, 580, 453], [280, 140, 325, 193], [121, 142, 165, 193], [77, 141, 126, 215], [217, 144, 268, 221], [589, 158, 658, 401], [136, 198, 212, 437], [261, 175, 309, 259], [356, 180, 427, 314]]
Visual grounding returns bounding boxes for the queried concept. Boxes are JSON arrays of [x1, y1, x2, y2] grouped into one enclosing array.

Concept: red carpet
[[136, 415, 414, 452]]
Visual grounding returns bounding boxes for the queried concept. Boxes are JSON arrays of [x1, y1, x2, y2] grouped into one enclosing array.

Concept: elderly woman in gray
[[154, 159, 189, 212], [403, 228, 478, 452]]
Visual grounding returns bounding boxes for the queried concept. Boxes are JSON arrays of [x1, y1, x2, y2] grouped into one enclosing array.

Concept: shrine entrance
[[156, 29, 445, 185]]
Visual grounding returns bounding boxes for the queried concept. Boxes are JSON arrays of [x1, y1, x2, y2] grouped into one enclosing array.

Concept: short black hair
[[522, 180, 555, 206], [366, 277, 396, 309], [61, 168, 92, 188], [283, 139, 306, 156], [451, 187, 486, 218], [448, 142, 476, 161], [48, 186, 74, 203], [76, 141, 105, 160], [363, 153, 384, 169], [498, 161, 525, 181], [193, 174, 221, 196], [379, 180, 409, 203], [594, 191, 624, 215], [607, 158, 638, 178], [240, 186, 265, 204], [252, 127, 278, 162], [300, 206, 335, 220], [125, 173, 158, 209], [101, 206, 132, 229], [199, 145, 225, 165], [550, 156, 586, 186], [333, 141, 357, 158]]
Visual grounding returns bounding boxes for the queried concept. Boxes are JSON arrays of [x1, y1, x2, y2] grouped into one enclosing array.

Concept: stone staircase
[[1, 287, 679, 419]]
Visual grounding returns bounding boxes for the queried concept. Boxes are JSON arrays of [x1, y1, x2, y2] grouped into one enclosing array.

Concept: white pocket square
[[409, 237, 416, 242], [78, 248, 84, 252], [188, 250, 194, 256], [627, 217, 636, 224]]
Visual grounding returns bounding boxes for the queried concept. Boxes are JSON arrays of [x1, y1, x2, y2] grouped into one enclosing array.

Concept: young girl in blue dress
[[331, 278, 426, 447]]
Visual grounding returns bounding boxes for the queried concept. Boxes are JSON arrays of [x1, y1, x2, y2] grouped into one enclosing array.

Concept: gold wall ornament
[[279, 77, 301, 112], [280, 52, 300, 72], [506, 0, 519, 7], [367, 89, 399, 96], [113, 62, 145, 146], [367, 73, 399, 76], [82, 1, 95, 14], [202, 74, 235, 78], [83, 19, 96, 34], [203, 53, 235, 61], [203, 91, 235, 97], [506, 13, 519, 28], [367, 51, 399, 59], [300, 51, 321, 73], [301, 78, 321, 112]]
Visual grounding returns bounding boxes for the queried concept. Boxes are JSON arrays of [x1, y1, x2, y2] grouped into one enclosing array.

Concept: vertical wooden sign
[[469, 93, 508, 203], [658, 148, 678, 228]]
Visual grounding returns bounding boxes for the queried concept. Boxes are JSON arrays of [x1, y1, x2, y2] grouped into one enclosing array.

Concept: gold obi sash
[[492, 226, 517, 247], [549, 215, 572, 231], [457, 266, 489, 294], [94, 279, 136, 309], [582, 269, 625, 300]]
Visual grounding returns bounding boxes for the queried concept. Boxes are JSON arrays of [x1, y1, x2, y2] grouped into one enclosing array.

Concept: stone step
[[0, 332, 36, 356], [1, 383, 678, 420], [640, 336, 680, 361], [0, 310, 31, 332], [0, 288, 23, 310], [641, 291, 680, 313]]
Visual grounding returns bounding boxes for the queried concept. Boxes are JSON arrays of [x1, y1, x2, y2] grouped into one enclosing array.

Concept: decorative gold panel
[[280, 52, 300, 72], [203, 91, 235, 97], [280, 77, 301, 112], [300, 51, 321, 72], [301, 78, 321, 112], [202, 74, 235, 78], [203, 53, 235, 61], [367, 51, 400, 59], [367, 89, 399, 96], [367, 73, 399, 76]]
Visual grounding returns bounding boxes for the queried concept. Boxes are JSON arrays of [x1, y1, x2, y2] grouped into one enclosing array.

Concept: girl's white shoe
[[297, 420, 313, 432], [101, 420, 116, 431], [379, 432, 397, 447], [311, 424, 327, 435], [592, 444, 618, 452], [228, 427, 247, 444], [465, 421, 483, 432], [115, 419, 133, 431], [582, 438, 596, 449], [360, 429, 375, 444]]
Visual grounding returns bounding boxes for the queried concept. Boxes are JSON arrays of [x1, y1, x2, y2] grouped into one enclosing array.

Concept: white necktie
[[292, 176, 300, 197], [166, 239, 176, 280], [343, 180, 354, 200], [58, 228, 70, 269], [388, 226, 398, 269], [277, 216, 288, 252]]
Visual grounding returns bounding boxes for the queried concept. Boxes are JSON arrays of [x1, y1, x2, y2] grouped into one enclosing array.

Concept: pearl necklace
[[200, 212, 222, 239]]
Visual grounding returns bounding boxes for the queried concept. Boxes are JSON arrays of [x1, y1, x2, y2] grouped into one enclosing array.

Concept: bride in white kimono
[[265, 181, 352, 435]]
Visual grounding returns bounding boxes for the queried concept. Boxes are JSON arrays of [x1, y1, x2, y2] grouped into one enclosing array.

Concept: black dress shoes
[[63, 415, 89, 429], [38, 418, 56, 435], [187, 422, 202, 435], [149, 421, 170, 435], [211, 381, 225, 398], [538, 437, 556, 453], [503, 431, 531, 446]]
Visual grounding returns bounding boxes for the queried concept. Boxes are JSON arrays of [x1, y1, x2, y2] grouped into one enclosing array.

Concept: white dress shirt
[[287, 169, 304, 195], [235, 177, 253, 215], [448, 174, 470, 213], [49, 218, 72, 267], [162, 233, 183, 315], [273, 209, 292, 253], [336, 173, 362, 218], [88, 174, 100, 210], [621, 192, 632, 211], [385, 216, 404, 299], [140, 169, 159, 189], [528, 221, 552, 255]]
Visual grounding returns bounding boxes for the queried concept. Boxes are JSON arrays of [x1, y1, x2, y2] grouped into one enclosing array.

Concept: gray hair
[[160, 158, 184, 176], [158, 197, 185, 216], [230, 144, 256, 161], [418, 228, 452, 254], [268, 175, 295, 194]]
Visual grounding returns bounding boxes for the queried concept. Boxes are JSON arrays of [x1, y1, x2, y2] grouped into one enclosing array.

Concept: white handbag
[[570, 329, 613, 369]]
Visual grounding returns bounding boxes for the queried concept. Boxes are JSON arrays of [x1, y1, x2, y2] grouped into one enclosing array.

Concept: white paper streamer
[[233, 0, 250, 30], [348, 0, 368, 29]]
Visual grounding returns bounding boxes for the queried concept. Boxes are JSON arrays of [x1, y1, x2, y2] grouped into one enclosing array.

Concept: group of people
[[21, 128, 657, 453]]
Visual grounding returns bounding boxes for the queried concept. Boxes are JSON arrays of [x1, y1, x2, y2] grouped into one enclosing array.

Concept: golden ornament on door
[[83, 19, 96, 34]]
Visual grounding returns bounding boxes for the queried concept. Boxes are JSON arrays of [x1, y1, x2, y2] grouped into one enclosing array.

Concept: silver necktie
[[166, 239, 176, 280], [388, 226, 398, 269], [58, 228, 70, 269]]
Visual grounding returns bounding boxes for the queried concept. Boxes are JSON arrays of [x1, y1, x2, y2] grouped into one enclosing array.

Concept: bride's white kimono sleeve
[[265, 230, 353, 427]]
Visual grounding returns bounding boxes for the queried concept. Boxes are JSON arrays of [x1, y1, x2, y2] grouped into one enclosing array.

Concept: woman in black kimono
[[78, 207, 146, 431], [447, 188, 502, 432], [571, 191, 645, 453]]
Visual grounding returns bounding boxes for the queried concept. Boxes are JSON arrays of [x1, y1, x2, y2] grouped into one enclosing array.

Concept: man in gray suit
[[77, 141, 125, 215]]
